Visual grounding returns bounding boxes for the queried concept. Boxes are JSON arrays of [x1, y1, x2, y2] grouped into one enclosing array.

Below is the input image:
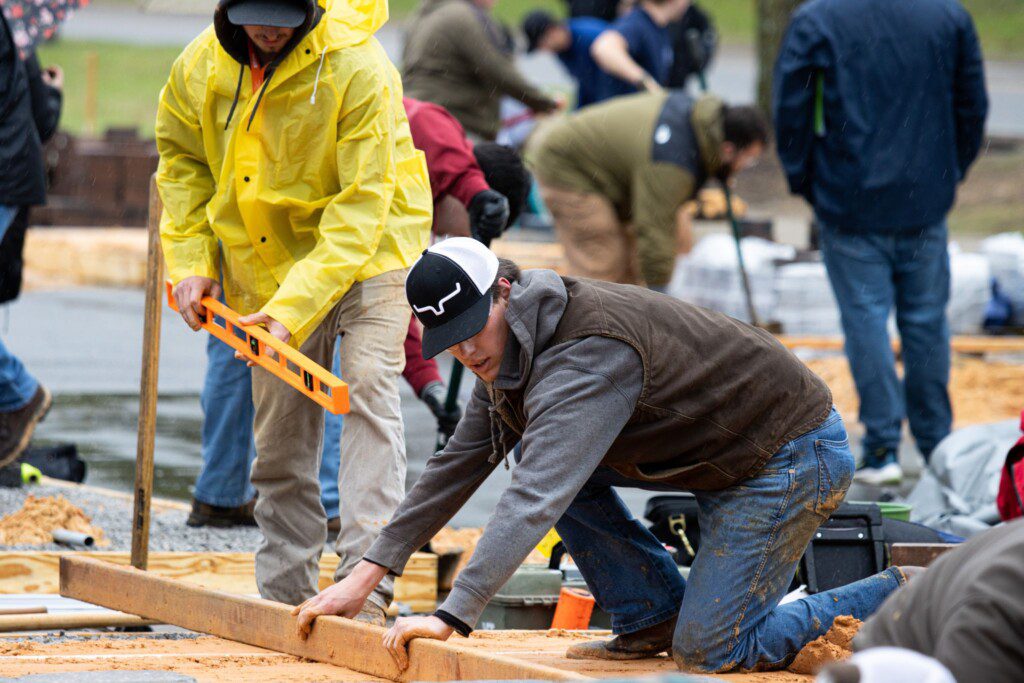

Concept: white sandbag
[[773, 261, 843, 336], [980, 232, 1024, 324], [668, 234, 794, 323], [947, 244, 991, 334]]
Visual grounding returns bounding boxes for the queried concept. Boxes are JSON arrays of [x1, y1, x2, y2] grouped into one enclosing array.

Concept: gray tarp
[[907, 419, 1020, 537]]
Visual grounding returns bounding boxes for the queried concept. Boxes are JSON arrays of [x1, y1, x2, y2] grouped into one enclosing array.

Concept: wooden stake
[[84, 51, 99, 137], [60, 556, 585, 681], [0, 607, 47, 616], [0, 612, 155, 633], [131, 175, 163, 570]]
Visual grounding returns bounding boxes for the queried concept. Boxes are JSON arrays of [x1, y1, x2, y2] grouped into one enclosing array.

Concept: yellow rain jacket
[[156, 0, 432, 346]]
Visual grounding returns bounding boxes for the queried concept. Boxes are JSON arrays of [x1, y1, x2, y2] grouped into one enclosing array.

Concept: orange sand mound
[[788, 615, 862, 675], [806, 356, 1023, 429], [0, 495, 108, 546]]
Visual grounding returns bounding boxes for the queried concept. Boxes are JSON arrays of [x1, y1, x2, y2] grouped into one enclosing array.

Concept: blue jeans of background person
[[0, 336, 38, 412], [819, 221, 952, 459], [0, 206, 38, 413], [554, 408, 905, 672], [0, 205, 37, 413], [318, 350, 343, 520], [196, 327, 343, 512]]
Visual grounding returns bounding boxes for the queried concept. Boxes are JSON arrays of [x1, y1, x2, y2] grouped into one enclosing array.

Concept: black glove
[[468, 189, 510, 244], [420, 381, 463, 444]]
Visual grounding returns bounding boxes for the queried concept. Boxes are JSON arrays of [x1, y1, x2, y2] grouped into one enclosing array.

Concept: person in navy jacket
[[773, 0, 988, 485]]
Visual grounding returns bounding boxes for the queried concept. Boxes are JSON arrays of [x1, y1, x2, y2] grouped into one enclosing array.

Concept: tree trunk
[[756, 0, 806, 119]]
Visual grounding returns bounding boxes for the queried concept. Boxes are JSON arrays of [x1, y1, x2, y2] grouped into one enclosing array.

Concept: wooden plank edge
[[1, 551, 438, 613], [60, 556, 586, 681], [0, 612, 156, 633], [890, 543, 958, 568]]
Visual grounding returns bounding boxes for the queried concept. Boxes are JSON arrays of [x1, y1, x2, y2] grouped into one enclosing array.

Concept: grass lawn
[[36, 40, 180, 137]]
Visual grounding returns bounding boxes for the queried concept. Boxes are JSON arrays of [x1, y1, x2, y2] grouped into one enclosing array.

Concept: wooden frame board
[[60, 556, 584, 681], [0, 551, 437, 613]]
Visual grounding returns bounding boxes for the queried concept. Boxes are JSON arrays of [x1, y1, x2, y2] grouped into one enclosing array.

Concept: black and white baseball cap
[[407, 238, 499, 360]]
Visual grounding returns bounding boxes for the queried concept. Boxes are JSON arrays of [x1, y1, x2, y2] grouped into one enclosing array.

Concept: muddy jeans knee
[[671, 409, 884, 673]]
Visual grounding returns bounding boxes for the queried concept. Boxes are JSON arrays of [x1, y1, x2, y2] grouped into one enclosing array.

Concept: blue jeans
[[196, 326, 343, 513], [0, 335, 38, 412], [819, 221, 952, 459], [0, 206, 37, 412], [554, 408, 905, 672]]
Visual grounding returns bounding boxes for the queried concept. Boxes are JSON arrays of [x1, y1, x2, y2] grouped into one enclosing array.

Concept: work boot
[[566, 615, 677, 660], [853, 448, 902, 486], [186, 498, 257, 528], [353, 600, 386, 627], [0, 385, 52, 467]]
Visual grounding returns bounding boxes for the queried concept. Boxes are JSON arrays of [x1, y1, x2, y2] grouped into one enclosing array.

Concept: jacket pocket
[[813, 437, 854, 517]]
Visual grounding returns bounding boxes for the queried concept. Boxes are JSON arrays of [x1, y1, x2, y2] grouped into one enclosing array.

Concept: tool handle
[[166, 280, 348, 415], [722, 184, 761, 328]]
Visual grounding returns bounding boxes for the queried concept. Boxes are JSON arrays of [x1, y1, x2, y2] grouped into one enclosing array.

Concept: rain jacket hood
[[157, 0, 432, 346]]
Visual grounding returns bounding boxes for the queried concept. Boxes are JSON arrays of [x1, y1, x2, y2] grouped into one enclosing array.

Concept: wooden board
[[59, 556, 584, 681], [890, 543, 958, 567], [0, 552, 437, 613]]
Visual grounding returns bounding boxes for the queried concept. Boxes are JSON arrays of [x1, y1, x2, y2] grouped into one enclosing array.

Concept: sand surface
[[456, 630, 814, 682], [0, 634, 386, 682], [805, 355, 1023, 428], [788, 616, 861, 675], [0, 630, 818, 682]]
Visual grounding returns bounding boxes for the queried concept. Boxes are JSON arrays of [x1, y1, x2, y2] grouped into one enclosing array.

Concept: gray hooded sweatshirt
[[364, 269, 644, 628]]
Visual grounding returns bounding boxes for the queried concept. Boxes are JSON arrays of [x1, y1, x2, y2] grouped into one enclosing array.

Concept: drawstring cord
[[246, 69, 274, 131], [226, 48, 323, 131], [310, 50, 327, 105], [486, 385, 512, 470], [224, 63, 244, 130]]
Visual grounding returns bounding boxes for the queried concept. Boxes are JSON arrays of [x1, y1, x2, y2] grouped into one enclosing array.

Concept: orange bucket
[[550, 587, 595, 630]]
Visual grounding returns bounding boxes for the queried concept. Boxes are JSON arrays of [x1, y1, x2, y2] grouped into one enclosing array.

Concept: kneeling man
[[294, 238, 909, 673]]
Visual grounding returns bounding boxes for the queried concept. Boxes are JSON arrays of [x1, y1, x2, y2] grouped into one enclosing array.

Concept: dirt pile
[[789, 615, 862, 675], [0, 494, 109, 546], [806, 356, 1023, 428]]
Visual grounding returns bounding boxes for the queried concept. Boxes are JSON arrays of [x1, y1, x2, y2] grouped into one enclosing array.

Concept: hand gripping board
[[166, 280, 348, 414]]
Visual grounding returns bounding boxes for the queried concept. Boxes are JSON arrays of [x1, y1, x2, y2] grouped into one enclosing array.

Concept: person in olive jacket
[[0, 11, 62, 466]]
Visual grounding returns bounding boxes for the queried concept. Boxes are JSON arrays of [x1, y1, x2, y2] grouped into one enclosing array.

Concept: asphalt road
[[60, 5, 1024, 136]]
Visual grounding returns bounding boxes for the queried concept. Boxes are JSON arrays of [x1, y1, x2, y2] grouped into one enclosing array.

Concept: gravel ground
[[0, 485, 264, 553]]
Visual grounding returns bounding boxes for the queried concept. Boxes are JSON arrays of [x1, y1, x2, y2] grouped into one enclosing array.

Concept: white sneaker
[[854, 461, 903, 486]]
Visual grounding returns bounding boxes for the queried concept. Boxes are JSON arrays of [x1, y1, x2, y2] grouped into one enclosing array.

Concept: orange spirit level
[[165, 281, 348, 415]]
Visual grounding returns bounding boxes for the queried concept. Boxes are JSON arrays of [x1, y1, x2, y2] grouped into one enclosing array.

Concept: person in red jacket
[[401, 97, 532, 440]]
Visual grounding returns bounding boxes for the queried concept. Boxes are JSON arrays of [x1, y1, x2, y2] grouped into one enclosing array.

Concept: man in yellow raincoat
[[156, 0, 432, 624]]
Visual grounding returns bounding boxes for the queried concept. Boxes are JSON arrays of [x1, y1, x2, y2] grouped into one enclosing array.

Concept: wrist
[[352, 560, 389, 589]]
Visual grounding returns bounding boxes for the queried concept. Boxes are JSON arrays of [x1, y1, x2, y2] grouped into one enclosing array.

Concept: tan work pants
[[539, 183, 642, 285], [251, 269, 409, 608]]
